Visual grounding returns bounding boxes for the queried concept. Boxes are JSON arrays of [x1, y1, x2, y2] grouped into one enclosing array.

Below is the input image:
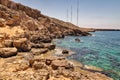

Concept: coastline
[[0, 0, 114, 79], [95, 29, 120, 31], [54, 31, 120, 80], [54, 46, 104, 73], [53, 47, 113, 80]]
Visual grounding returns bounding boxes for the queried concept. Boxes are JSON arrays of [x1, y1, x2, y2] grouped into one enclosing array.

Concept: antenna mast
[[77, 0, 79, 26], [71, 5, 73, 23], [67, 9, 68, 22]]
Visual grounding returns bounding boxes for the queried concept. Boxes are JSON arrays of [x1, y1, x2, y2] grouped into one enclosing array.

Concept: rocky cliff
[[0, 0, 92, 39], [0, 0, 112, 80]]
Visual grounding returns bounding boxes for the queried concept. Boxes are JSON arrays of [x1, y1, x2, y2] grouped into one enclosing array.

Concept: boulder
[[0, 34, 5, 48], [81, 32, 92, 36], [51, 60, 74, 70], [41, 38, 52, 43], [30, 34, 52, 43], [13, 38, 31, 52], [24, 20, 39, 31], [0, 47, 17, 58], [44, 43, 56, 50], [16, 60, 29, 71], [4, 39, 13, 47], [31, 48, 48, 55], [30, 43, 44, 48], [6, 19, 15, 26], [62, 50, 69, 54], [0, 18, 5, 27], [0, 10, 9, 19], [32, 61, 47, 70], [5, 14, 20, 26]]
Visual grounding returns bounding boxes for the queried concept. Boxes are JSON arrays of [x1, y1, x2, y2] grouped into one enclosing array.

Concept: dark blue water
[[54, 31, 120, 80]]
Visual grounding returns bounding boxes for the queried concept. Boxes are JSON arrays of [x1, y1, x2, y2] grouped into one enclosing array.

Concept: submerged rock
[[75, 38, 80, 42], [62, 50, 69, 54]]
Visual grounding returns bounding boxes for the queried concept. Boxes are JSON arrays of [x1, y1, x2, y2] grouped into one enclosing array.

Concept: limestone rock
[[6, 14, 20, 26], [44, 43, 56, 50], [81, 32, 92, 36], [51, 60, 74, 70], [30, 34, 52, 43], [31, 48, 48, 55], [13, 38, 31, 52], [24, 20, 39, 31], [0, 34, 5, 48], [16, 60, 29, 71], [6, 19, 15, 26], [4, 40, 13, 47], [0, 47, 17, 58], [32, 61, 47, 70], [0, 18, 5, 27], [30, 43, 44, 48]]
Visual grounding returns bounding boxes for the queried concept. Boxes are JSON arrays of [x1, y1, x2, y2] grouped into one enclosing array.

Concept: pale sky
[[13, 0, 120, 29]]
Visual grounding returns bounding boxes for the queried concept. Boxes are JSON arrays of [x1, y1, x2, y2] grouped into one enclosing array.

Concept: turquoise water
[[54, 31, 120, 80]]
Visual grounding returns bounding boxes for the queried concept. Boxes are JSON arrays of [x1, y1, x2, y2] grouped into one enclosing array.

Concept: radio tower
[[67, 9, 68, 22], [71, 5, 73, 23], [77, 0, 79, 26]]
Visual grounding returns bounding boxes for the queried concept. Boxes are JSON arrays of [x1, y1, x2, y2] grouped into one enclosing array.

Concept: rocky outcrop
[[95, 29, 120, 31], [0, 51, 113, 80], [0, 0, 41, 19]]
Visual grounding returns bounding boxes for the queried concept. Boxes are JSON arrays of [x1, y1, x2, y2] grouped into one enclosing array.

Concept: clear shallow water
[[54, 31, 120, 80]]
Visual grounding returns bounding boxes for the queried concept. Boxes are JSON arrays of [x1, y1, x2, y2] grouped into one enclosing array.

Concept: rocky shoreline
[[0, 0, 113, 80], [95, 29, 120, 31]]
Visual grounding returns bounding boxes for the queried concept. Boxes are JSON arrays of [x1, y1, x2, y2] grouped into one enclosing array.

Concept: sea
[[54, 31, 120, 80]]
